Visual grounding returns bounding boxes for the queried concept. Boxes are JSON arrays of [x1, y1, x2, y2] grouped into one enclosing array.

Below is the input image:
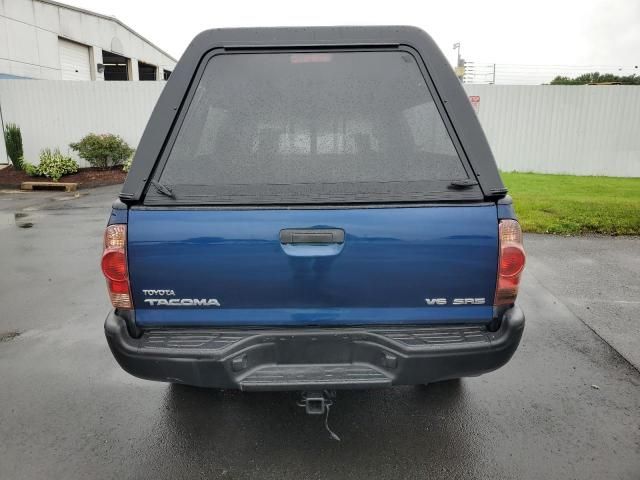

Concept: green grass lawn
[[500, 172, 640, 235]]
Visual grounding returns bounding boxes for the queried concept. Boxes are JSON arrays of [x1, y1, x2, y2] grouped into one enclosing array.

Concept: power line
[[471, 62, 640, 68]]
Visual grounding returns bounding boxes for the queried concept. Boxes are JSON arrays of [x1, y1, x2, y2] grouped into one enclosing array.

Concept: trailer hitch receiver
[[297, 390, 341, 440], [298, 390, 334, 415]]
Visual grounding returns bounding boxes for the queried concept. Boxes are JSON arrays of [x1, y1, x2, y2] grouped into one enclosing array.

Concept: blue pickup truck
[[103, 26, 525, 412]]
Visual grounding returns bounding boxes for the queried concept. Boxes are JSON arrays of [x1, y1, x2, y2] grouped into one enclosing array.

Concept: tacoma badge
[[144, 298, 221, 307]]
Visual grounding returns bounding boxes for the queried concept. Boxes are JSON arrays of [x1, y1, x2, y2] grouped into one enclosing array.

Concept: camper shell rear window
[[146, 49, 482, 205]]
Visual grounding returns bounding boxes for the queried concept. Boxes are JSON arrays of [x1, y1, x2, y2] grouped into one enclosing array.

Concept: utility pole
[[453, 42, 465, 81]]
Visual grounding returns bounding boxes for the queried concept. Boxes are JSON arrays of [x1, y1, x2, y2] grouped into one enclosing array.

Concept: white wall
[[464, 85, 640, 177], [0, 80, 164, 166], [0, 80, 639, 177], [0, 0, 176, 80]]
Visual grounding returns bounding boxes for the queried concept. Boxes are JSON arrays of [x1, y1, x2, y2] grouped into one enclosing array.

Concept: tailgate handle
[[279, 229, 345, 245]]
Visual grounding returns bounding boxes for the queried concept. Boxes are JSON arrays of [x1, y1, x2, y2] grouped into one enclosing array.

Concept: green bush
[[37, 148, 79, 181], [4, 123, 24, 170], [23, 163, 40, 177], [69, 133, 134, 169]]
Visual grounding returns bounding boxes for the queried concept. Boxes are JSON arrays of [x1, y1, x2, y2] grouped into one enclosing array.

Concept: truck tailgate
[[127, 205, 498, 327]]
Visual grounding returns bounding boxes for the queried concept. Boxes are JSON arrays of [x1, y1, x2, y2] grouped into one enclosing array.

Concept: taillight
[[494, 219, 526, 306], [101, 224, 132, 309]]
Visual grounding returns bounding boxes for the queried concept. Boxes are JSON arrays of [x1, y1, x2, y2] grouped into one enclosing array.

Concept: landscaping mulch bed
[[0, 166, 126, 189]]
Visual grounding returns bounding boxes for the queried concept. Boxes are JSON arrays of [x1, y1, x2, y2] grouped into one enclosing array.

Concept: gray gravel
[[0, 186, 638, 480]]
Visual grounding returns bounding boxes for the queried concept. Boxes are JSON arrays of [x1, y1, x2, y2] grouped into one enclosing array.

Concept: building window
[[138, 62, 157, 81], [102, 51, 129, 81], [163, 69, 172, 80]]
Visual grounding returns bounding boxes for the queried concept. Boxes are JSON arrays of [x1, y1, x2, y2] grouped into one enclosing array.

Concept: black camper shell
[[120, 26, 506, 206]]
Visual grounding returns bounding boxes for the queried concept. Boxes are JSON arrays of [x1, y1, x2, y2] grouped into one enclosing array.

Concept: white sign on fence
[[469, 95, 480, 114]]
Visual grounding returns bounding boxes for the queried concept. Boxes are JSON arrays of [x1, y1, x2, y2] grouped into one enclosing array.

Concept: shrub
[[4, 123, 24, 171], [69, 133, 134, 169], [23, 163, 40, 177], [37, 148, 79, 181]]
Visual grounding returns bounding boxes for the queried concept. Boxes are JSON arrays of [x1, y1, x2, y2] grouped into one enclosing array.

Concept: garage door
[[59, 39, 91, 81]]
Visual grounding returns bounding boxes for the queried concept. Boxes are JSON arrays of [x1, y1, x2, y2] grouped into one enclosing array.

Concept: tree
[[550, 72, 640, 85]]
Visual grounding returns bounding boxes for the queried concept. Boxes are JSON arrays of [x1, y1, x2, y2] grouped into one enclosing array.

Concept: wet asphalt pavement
[[0, 186, 638, 480]]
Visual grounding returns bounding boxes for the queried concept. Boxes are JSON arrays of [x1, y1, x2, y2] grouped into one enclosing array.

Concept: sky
[[62, 0, 640, 83]]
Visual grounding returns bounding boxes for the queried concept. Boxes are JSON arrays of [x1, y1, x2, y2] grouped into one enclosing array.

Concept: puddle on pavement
[[53, 193, 83, 201], [14, 212, 34, 228], [0, 331, 21, 342], [0, 212, 36, 229]]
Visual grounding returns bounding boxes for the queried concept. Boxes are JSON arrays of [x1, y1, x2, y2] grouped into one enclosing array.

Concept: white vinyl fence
[[464, 85, 640, 177], [1, 80, 639, 176], [0, 80, 165, 168]]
